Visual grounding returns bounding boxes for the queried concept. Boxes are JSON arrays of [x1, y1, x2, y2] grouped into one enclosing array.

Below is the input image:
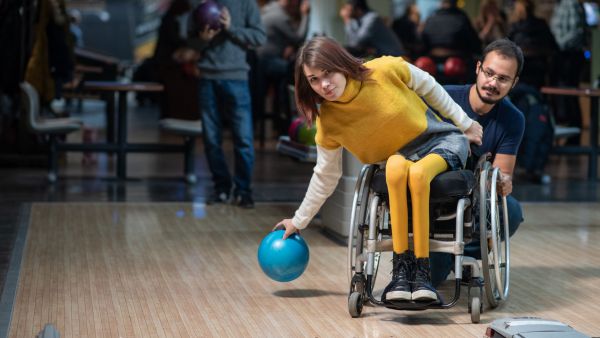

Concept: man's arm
[[346, 12, 379, 48], [493, 154, 517, 196], [274, 6, 309, 47], [224, 2, 266, 48]]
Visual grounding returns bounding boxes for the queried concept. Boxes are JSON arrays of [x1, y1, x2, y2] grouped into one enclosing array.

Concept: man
[[258, 0, 309, 61], [508, 0, 558, 89], [430, 38, 526, 286], [551, 0, 588, 143], [421, 0, 481, 59], [255, 0, 310, 137], [339, 0, 405, 58], [188, 0, 266, 208]]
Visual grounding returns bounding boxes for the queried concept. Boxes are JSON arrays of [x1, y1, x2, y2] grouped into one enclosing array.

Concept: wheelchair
[[347, 152, 510, 323]]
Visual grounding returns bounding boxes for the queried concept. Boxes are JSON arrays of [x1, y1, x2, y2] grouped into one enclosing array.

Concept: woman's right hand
[[273, 219, 299, 239]]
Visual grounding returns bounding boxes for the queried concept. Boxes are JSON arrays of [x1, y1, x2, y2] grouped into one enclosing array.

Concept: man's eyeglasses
[[479, 65, 514, 85]]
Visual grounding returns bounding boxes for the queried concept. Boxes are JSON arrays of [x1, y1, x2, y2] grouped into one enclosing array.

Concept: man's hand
[[492, 154, 517, 197], [273, 219, 299, 239], [498, 172, 512, 196], [199, 25, 221, 42], [220, 7, 231, 31], [464, 121, 483, 145]]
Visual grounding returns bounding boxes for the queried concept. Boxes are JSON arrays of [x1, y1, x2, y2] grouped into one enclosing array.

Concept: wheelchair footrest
[[382, 299, 444, 311]]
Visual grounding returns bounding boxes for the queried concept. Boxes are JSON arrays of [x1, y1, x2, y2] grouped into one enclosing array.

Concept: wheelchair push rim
[[348, 165, 383, 313], [348, 165, 371, 284], [479, 166, 510, 308]]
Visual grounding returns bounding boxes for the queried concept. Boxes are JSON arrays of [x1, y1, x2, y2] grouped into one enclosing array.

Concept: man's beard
[[476, 84, 502, 105]]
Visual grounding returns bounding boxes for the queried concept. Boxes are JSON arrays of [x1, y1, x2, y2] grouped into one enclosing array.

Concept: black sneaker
[[382, 251, 414, 302], [235, 194, 254, 209], [411, 257, 438, 302]]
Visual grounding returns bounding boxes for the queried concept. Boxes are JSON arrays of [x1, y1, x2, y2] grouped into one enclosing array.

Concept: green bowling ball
[[297, 122, 317, 146]]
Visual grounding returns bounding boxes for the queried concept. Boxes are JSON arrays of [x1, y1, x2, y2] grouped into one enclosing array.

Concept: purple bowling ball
[[194, 0, 223, 30]]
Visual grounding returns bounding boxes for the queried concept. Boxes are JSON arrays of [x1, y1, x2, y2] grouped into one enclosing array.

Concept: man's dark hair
[[347, 0, 370, 12], [482, 38, 525, 76]]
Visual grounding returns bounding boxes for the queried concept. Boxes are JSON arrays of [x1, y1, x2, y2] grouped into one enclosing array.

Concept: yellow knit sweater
[[315, 56, 431, 164]]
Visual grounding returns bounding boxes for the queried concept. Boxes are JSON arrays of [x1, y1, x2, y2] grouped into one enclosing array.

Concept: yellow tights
[[385, 153, 448, 258]]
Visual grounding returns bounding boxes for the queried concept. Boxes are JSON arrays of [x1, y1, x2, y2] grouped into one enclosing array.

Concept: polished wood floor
[[7, 202, 600, 337]]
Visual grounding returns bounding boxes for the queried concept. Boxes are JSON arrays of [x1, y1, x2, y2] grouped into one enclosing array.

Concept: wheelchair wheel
[[479, 165, 510, 308], [348, 165, 382, 307]]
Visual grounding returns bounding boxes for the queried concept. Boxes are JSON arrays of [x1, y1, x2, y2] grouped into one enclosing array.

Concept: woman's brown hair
[[294, 36, 371, 124]]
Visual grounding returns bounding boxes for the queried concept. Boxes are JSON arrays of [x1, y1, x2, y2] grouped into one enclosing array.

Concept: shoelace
[[391, 257, 411, 280]]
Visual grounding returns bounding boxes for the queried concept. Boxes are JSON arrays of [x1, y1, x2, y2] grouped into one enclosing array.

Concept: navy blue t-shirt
[[442, 84, 525, 157]]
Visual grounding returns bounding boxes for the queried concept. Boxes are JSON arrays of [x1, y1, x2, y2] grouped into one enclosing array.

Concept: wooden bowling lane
[[7, 202, 600, 337]]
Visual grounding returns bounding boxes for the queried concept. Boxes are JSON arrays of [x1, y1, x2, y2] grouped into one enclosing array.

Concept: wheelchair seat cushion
[[370, 169, 475, 201]]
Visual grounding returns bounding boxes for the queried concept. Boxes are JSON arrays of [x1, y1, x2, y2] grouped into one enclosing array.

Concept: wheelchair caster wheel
[[469, 296, 482, 323], [348, 292, 363, 318], [350, 274, 366, 294]]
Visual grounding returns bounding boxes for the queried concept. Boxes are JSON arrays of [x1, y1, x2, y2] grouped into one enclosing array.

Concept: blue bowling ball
[[257, 230, 309, 282]]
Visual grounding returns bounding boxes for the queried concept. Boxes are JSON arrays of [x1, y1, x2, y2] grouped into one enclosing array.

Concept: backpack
[[508, 84, 554, 173]]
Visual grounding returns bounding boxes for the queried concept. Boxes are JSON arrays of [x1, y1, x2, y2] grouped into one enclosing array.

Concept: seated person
[[275, 37, 483, 302], [421, 0, 481, 59], [254, 0, 310, 132], [430, 39, 526, 286], [340, 0, 405, 58], [508, 0, 558, 89], [392, 3, 423, 61]]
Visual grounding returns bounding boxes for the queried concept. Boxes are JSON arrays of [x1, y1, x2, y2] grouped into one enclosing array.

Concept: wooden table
[[57, 81, 192, 180], [541, 86, 600, 180]]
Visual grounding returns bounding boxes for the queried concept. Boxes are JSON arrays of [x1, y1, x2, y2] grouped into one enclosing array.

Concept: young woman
[[275, 37, 482, 302]]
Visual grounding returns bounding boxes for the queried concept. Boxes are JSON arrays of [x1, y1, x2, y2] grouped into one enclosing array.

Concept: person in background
[[153, 0, 199, 120], [68, 8, 84, 48], [339, 0, 405, 58], [254, 0, 310, 136], [392, 3, 423, 61], [188, 0, 266, 208], [507, 0, 558, 89], [258, 0, 309, 62], [550, 0, 588, 143], [474, 0, 507, 46], [420, 0, 481, 60]]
